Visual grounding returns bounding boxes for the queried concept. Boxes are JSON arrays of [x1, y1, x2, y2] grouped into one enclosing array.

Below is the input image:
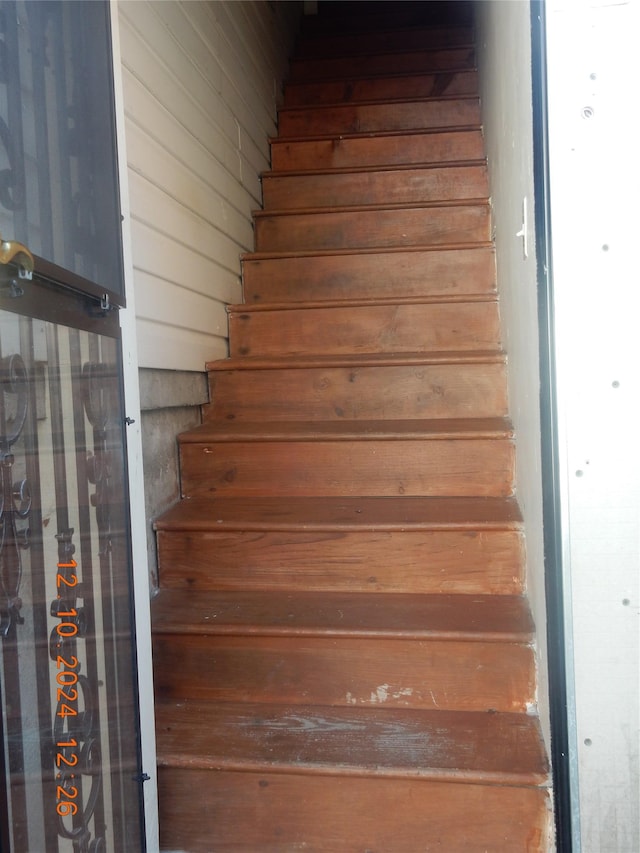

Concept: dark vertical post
[[530, 1, 574, 850]]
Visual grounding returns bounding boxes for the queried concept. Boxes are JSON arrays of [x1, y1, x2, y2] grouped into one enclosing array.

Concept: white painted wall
[[474, 1, 550, 743], [546, 1, 640, 850], [118, 0, 301, 371]]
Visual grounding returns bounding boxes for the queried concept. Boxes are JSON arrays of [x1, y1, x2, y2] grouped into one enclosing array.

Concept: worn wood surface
[[284, 69, 479, 106], [270, 128, 485, 171], [253, 201, 490, 252], [155, 494, 524, 532], [288, 46, 476, 81], [155, 494, 525, 593], [262, 162, 488, 209], [152, 590, 534, 641], [152, 1, 551, 846], [228, 298, 499, 357], [153, 634, 534, 711], [179, 418, 515, 498], [206, 355, 507, 422], [242, 244, 496, 303], [278, 96, 481, 137], [157, 525, 525, 594], [156, 701, 547, 782], [158, 768, 551, 852]]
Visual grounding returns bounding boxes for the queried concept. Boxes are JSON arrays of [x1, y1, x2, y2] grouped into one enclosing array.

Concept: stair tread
[[179, 417, 514, 444], [253, 198, 489, 220], [289, 44, 475, 72], [262, 159, 487, 179], [285, 66, 477, 87], [228, 293, 496, 314], [206, 349, 505, 372], [289, 63, 477, 91], [154, 495, 523, 532], [270, 122, 481, 146], [277, 95, 481, 135], [155, 700, 549, 785], [152, 590, 534, 640], [282, 70, 478, 107], [243, 240, 493, 263]]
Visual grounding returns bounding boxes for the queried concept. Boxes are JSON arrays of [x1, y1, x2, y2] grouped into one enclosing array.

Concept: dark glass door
[[0, 3, 145, 851]]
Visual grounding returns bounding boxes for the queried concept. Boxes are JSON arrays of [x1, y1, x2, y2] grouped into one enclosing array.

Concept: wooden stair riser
[[179, 438, 515, 498], [254, 204, 490, 253], [279, 96, 481, 137], [283, 70, 478, 107], [153, 634, 535, 712], [289, 47, 477, 81], [242, 246, 496, 304], [271, 129, 484, 171], [163, 767, 549, 853], [296, 26, 475, 59], [206, 361, 508, 422], [158, 769, 551, 853], [229, 300, 499, 357], [262, 163, 488, 210], [157, 527, 525, 594]]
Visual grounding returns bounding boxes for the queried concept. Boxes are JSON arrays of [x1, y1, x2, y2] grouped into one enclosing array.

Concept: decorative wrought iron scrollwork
[[0, 352, 30, 637], [0, 116, 25, 212], [0, 6, 25, 214], [46, 357, 116, 851], [45, 358, 119, 850]]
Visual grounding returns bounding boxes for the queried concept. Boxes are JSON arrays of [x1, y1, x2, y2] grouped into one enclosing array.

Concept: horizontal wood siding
[[119, 0, 301, 370]]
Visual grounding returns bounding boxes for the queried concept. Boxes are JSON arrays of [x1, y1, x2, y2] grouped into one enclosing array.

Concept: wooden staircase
[[151, 2, 552, 849]]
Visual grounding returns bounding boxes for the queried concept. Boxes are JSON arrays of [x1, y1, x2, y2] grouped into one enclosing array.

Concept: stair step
[[296, 26, 475, 59], [271, 127, 484, 171], [289, 46, 476, 81], [262, 162, 488, 209], [228, 297, 499, 357], [278, 95, 481, 136], [155, 495, 524, 595], [206, 351, 507, 422], [153, 628, 533, 710], [283, 69, 478, 107], [254, 201, 490, 253], [158, 766, 551, 852], [156, 700, 546, 783], [152, 590, 534, 641], [242, 244, 495, 303], [155, 494, 523, 533], [177, 418, 515, 499]]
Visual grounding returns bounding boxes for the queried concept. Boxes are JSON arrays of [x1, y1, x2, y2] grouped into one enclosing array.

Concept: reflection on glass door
[[0, 1, 144, 846], [0, 0, 123, 303], [0, 300, 144, 852]]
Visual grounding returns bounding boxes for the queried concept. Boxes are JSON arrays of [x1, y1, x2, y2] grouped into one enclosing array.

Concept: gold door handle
[[0, 234, 34, 279]]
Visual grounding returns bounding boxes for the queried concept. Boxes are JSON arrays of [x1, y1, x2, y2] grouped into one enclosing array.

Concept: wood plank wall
[[118, 0, 302, 371]]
